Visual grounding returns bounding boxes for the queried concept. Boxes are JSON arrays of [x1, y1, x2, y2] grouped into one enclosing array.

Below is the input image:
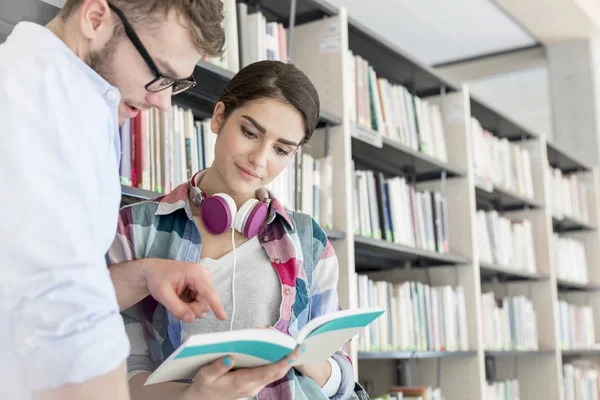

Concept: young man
[[0, 1, 228, 399]]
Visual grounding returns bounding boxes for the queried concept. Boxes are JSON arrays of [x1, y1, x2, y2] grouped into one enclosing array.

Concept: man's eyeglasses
[[107, 3, 196, 95]]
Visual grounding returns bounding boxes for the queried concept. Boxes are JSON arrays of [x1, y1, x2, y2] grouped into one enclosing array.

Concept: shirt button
[[107, 91, 117, 101], [285, 289, 291, 296], [275, 258, 281, 264], [262, 235, 269, 242]]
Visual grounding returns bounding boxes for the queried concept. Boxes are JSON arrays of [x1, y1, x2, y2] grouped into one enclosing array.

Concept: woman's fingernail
[[288, 359, 295, 365], [184, 313, 194, 322], [223, 356, 232, 367], [199, 312, 207, 318], [301, 347, 307, 354]]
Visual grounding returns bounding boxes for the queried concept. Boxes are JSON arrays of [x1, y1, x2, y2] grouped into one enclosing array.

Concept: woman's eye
[[241, 127, 257, 138], [276, 147, 290, 156]]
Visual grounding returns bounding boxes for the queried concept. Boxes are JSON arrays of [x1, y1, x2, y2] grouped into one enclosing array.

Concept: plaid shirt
[[107, 181, 356, 399]]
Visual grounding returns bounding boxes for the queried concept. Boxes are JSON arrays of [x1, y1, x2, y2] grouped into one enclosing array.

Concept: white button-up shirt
[[0, 22, 129, 399]]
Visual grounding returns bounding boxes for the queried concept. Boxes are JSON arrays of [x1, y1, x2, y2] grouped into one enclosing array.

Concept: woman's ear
[[211, 102, 226, 134]]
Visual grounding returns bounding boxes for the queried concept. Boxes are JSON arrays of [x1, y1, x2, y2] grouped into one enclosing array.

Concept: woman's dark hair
[[216, 60, 320, 145]]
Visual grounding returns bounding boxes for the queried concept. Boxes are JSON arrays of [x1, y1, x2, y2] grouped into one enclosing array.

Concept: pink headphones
[[188, 171, 269, 238]]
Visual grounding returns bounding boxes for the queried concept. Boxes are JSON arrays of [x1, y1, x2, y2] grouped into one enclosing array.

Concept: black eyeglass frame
[[107, 2, 197, 95]]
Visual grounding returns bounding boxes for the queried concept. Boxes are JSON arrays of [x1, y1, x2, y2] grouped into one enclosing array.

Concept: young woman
[[108, 60, 358, 400]]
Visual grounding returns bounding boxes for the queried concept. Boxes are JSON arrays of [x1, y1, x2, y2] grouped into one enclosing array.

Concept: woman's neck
[[198, 167, 255, 209]]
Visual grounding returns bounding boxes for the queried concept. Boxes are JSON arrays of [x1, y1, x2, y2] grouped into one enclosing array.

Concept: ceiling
[[325, 0, 538, 66]]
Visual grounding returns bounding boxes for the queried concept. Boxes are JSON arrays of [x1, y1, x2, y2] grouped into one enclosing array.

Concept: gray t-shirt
[[182, 236, 282, 340]]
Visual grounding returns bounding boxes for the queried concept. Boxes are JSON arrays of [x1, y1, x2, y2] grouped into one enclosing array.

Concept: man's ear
[[211, 102, 226, 134], [77, 0, 113, 41]]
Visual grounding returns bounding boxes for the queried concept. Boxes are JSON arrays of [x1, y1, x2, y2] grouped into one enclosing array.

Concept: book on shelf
[[563, 361, 600, 400], [357, 275, 469, 353], [144, 307, 384, 385], [118, 107, 333, 228], [353, 168, 449, 253], [346, 52, 447, 163], [236, 4, 288, 67], [201, 0, 240, 72], [389, 386, 443, 400], [477, 210, 536, 273], [552, 235, 588, 284], [481, 293, 538, 351], [558, 301, 596, 350], [486, 380, 520, 400], [470, 117, 534, 198], [548, 166, 591, 223]]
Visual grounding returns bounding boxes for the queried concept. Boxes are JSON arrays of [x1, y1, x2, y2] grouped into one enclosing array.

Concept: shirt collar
[[10, 22, 121, 102], [154, 172, 293, 230]]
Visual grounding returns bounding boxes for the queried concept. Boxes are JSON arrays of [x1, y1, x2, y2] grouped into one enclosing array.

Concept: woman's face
[[211, 98, 306, 196]]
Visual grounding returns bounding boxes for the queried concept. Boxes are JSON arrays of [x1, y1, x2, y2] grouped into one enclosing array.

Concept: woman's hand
[[184, 346, 304, 400], [262, 326, 332, 388]]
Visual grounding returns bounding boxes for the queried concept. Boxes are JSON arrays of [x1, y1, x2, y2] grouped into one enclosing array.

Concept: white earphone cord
[[230, 227, 236, 331]]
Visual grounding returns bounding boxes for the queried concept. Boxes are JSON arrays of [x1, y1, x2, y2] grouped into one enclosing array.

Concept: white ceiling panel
[[326, 0, 537, 65]]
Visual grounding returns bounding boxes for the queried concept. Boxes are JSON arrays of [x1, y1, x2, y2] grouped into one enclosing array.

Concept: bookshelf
[[10, 0, 600, 399], [358, 351, 477, 360]]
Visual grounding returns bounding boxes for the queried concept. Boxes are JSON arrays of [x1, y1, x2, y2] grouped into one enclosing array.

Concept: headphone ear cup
[[236, 199, 268, 238], [201, 193, 237, 235]]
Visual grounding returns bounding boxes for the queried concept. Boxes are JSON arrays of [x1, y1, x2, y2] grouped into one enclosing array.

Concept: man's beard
[[86, 34, 119, 89]]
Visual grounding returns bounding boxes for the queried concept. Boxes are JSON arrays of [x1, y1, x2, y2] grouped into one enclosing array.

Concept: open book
[[145, 307, 384, 385]]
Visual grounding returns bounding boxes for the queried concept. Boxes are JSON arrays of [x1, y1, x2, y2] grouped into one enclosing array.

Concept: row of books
[[549, 167, 591, 223], [371, 387, 443, 400], [119, 107, 215, 194], [202, 1, 288, 73], [353, 170, 449, 253], [347, 53, 448, 163], [470, 118, 534, 199], [481, 293, 538, 351], [486, 380, 520, 400], [558, 301, 596, 350], [266, 153, 333, 229], [357, 276, 469, 352], [118, 108, 333, 226], [564, 362, 600, 400], [552, 234, 588, 284], [476, 210, 536, 273]]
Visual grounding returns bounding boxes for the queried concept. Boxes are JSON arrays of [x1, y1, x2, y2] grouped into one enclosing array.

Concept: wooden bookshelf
[[552, 214, 595, 232], [358, 351, 477, 360], [562, 348, 600, 357], [479, 262, 549, 282], [547, 141, 591, 174], [353, 235, 469, 271], [556, 279, 600, 292], [352, 133, 466, 182], [475, 184, 542, 211], [484, 350, 555, 357]]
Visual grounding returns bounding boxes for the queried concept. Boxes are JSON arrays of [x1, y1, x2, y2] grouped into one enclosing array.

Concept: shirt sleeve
[[107, 207, 156, 379], [321, 357, 343, 397], [0, 60, 129, 391], [309, 219, 356, 400]]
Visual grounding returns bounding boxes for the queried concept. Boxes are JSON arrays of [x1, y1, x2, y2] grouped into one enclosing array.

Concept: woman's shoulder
[[284, 209, 328, 246]]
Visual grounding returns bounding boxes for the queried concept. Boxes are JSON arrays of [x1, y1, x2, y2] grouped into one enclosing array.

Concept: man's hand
[[110, 258, 226, 322], [144, 259, 227, 322]]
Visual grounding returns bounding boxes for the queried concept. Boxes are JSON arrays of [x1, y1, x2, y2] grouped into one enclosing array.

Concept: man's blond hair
[[60, 0, 225, 57]]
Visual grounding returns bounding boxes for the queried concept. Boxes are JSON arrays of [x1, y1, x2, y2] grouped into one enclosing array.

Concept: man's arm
[[109, 259, 152, 311], [108, 209, 226, 322], [0, 62, 130, 397], [38, 362, 129, 400]]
